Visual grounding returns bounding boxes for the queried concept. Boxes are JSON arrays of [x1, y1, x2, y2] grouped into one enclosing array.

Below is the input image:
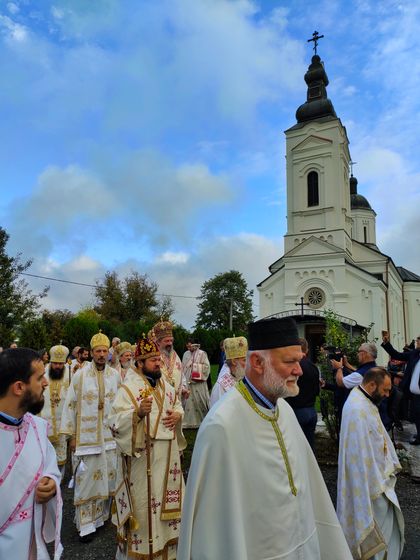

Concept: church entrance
[[304, 323, 326, 362]]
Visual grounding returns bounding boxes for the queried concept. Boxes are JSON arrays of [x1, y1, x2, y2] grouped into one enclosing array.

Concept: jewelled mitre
[[49, 343, 69, 363], [224, 336, 248, 360], [116, 341, 132, 357], [151, 320, 173, 341], [135, 335, 161, 361], [90, 330, 110, 350]]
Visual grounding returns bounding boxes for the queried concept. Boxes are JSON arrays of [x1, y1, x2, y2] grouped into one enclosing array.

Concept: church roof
[[397, 266, 420, 282], [295, 55, 337, 124]]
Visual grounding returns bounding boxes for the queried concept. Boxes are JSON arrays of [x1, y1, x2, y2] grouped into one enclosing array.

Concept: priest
[[178, 317, 353, 560], [0, 347, 63, 559], [210, 336, 247, 407], [182, 342, 211, 428], [109, 335, 185, 560], [41, 343, 71, 476], [337, 367, 404, 559], [60, 331, 120, 542]]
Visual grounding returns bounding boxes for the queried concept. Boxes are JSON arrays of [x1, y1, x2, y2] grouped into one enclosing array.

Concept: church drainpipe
[[402, 282, 407, 343], [385, 258, 390, 335]]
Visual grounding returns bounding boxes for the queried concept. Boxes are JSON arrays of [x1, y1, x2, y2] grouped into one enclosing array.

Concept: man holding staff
[[109, 334, 185, 560]]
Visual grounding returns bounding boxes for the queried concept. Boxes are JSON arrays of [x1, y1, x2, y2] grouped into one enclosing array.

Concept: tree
[[0, 227, 48, 346], [41, 309, 74, 347], [63, 309, 100, 349], [94, 270, 174, 325], [195, 270, 254, 331], [19, 318, 49, 351]]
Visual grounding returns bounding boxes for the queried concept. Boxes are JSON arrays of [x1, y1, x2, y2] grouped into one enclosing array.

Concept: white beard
[[261, 359, 299, 401]]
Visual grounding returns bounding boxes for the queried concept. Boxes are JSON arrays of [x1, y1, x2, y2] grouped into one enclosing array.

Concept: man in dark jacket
[[382, 333, 420, 445], [286, 338, 320, 450]]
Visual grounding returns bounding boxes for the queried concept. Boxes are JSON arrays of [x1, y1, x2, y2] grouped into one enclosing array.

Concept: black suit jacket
[[381, 341, 420, 394]]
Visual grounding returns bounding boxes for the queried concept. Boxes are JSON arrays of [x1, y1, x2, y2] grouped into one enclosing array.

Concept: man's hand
[[382, 333, 390, 344], [138, 396, 153, 418], [181, 387, 190, 400], [35, 476, 56, 504], [331, 358, 343, 370], [162, 410, 182, 431], [319, 378, 326, 388], [69, 437, 76, 453]]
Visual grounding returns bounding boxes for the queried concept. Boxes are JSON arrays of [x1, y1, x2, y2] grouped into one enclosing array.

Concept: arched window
[[307, 171, 319, 207]]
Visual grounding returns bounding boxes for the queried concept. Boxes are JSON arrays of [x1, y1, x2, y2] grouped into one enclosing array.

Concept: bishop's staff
[[140, 386, 154, 560]]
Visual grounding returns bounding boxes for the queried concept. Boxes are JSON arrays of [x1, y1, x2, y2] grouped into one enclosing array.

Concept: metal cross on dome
[[307, 31, 324, 55]]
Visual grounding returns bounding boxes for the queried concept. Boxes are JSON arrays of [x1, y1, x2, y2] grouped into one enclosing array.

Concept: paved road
[[57, 463, 419, 559]]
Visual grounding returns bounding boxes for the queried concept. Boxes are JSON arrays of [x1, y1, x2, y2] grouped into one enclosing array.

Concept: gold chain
[[236, 381, 297, 496]]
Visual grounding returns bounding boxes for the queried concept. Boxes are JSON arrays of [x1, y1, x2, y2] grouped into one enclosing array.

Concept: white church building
[[257, 50, 420, 360]]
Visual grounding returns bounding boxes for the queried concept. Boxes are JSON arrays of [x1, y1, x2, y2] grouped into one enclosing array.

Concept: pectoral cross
[[307, 31, 324, 55]]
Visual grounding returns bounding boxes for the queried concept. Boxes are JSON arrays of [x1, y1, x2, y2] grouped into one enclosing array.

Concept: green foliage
[[19, 318, 49, 350], [319, 309, 376, 442], [0, 227, 48, 345], [94, 270, 175, 327], [63, 311, 100, 349], [41, 309, 74, 347], [195, 270, 254, 331]]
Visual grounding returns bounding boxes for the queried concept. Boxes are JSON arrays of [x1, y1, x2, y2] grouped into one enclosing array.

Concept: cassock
[[182, 348, 211, 428], [178, 381, 353, 560], [41, 364, 71, 474], [0, 413, 63, 560], [337, 387, 404, 559], [108, 368, 185, 560], [60, 361, 120, 536]]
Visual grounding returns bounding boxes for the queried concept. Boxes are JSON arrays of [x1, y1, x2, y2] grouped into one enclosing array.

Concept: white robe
[[182, 348, 210, 428], [178, 383, 353, 560], [41, 365, 70, 468], [337, 387, 404, 559], [60, 362, 120, 536], [0, 414, 63, 560], [209, 362, 237, 407], [108, 368, 185, 560]]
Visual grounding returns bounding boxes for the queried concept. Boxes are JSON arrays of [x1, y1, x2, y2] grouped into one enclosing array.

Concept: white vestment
[[210, 362, 237, 407], [182, 348, 210, 428], [0, 414, 63, 560], [108, 368, 185, 560], [41, 365, 71, 470], [60, 362, 120, 536], [178, 382, 353, 560], [337, 387, 404, 560]]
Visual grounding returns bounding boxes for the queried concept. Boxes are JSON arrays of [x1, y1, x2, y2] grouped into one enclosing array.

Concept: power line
[[21, 272, 199, 300]]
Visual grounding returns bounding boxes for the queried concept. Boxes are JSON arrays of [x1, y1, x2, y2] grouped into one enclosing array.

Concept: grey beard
[[121, 361, 131, 369]]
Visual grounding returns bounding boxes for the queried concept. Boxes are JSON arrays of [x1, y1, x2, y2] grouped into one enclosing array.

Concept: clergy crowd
[[0, 316, 413, 559]]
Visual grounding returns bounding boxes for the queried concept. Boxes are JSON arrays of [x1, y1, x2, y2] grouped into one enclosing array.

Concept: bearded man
[[178, 318, 353, 560], [338, 367, 404, 559], [151, 320, 187, 399], [41, 343, 71, 476], [114, 341, 133, 382], [210, 336, 247, 407], [109, 335, 185, 560], [0, 348, 63, 559], [71, 346, 90, 376], [60, 331, 120, 542]]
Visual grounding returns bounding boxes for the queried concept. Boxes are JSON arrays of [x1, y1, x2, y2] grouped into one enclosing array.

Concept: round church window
[[305, 287, 325, 309]]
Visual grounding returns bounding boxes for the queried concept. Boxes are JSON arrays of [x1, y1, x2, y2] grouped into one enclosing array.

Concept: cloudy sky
[[1, 0, 419, 329]]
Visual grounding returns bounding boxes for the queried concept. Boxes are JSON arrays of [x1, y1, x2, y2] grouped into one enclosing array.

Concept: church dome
[[351, 193, 372, 210], [349, 175, 373, 210], [296, 55, 337, 123]]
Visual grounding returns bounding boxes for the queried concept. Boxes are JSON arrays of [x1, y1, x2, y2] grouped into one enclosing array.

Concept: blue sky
[[1, 0, 419, 329]]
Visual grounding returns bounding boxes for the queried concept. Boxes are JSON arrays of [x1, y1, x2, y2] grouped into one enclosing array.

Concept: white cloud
[[156, 252, 189, 265], [7, 3, 19, 15], [0, 14, 27, 42]]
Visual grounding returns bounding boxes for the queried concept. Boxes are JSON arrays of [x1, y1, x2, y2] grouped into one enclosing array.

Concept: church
[[257, 43, 420, 360]]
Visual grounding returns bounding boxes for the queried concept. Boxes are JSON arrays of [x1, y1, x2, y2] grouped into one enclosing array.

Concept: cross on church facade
[[294, 297, 310, 317], [307, 31, 324, 55], [349, 160, 357, 176]]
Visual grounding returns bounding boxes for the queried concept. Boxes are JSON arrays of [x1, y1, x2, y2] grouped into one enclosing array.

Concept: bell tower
[[283, 34, 353, 256]]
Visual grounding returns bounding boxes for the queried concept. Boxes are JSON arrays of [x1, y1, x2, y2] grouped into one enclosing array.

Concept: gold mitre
[[224, 336, 248, 360], [90, 330, 110, 350], [135, 335, 160, 361], [116, 341, 132, 357], [152, 320, 173, 341], [49, 343, 69, 363]]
